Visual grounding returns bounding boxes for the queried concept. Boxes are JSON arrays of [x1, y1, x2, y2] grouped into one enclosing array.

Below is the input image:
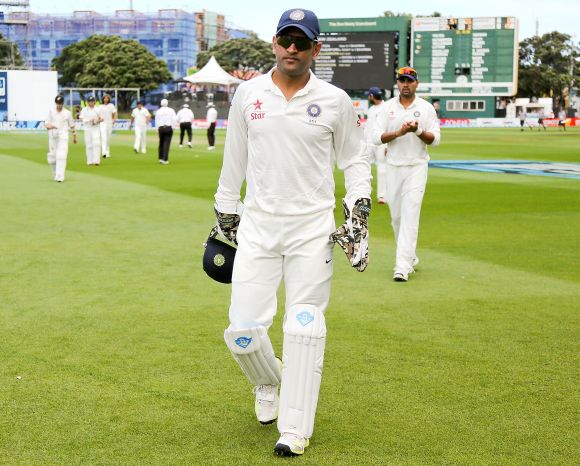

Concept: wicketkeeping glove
[[212, 208, 241, 245], [329, 198, 371, 272]]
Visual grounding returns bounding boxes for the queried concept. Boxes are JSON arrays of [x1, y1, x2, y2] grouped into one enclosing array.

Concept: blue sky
[[28, 0, 579, 42]]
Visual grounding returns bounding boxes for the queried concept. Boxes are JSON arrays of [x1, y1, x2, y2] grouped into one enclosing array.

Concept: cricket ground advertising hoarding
[[411, 17, 518, 96], [0, 71, 7, 121]]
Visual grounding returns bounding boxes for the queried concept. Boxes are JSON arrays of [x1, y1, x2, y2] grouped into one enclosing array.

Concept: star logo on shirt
[[252, 99, 263, 110]]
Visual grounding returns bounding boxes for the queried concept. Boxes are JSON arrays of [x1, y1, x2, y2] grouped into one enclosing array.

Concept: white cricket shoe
[[253, 384, 279, 425], [393, 271, 408, 282], [274, 433, 310, 456], [208, 146, 215, 151]]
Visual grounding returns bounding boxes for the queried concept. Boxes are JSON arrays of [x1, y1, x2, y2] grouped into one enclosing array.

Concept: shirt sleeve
[[372, 104, 388, 146], [424, 104, 441, 147], [214, 88, 248, 214], [334, 93, 372, 202]]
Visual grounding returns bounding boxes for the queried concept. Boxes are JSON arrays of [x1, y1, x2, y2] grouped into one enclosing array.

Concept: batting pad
[[224, 326, 282, 386], [278, 304, 326, 439]]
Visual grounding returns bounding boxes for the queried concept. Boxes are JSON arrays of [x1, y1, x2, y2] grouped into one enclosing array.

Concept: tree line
[[0, 28, 577, 109]]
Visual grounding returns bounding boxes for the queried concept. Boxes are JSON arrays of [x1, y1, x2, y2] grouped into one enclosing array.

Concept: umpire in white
[[176, 103, 194, 148], [373, 67, 441, 282], [213, 8, 371, 457], [154, 99, 177, 164]]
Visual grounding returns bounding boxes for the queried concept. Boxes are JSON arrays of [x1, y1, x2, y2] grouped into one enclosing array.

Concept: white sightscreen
[[7, 70, 58, 121]]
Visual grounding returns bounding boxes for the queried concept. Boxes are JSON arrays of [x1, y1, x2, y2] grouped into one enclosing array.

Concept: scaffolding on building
[[0, 0, 30, 69], [2, 8, 231, 79]]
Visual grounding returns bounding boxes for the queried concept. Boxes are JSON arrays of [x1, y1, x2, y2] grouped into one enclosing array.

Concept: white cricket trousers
[[228, 207, 335, 438], [134, 124, 147, 153], [374, 144, 388, 200], [47, 130, 69, 181], [100, 123, 113, 157], [229, 208, 335, 328], [84, 125, 101, 165], [385, 163, 428, 273]]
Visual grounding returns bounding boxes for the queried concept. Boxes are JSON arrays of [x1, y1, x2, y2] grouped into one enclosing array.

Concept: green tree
[[196, 38, 275, 74], [52, 35, 172, 110], [0, 33, 25, 68], [518, 32, 580, 109]]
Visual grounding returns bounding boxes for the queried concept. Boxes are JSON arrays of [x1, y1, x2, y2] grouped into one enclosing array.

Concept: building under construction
[[1, 4, 239, 79]]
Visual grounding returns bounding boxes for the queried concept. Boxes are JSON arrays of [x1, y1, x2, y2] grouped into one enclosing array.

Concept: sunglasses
[[397, 67, 418, 79], [276, 35, 316, 51]]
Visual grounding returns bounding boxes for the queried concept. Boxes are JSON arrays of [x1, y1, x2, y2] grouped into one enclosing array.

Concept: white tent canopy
[[183, 56, 243, 86]]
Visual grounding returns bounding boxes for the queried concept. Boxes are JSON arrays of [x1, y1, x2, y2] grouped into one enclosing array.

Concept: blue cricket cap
[[276, 9, 320, 40], [367, 87, 382, 98]]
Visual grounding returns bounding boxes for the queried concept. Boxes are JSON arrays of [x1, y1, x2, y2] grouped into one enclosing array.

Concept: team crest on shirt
[[414, 111, 421, 117], [307, 103, 321, 118], [388, 110, 396, 119], [250, 98, 265, 120]]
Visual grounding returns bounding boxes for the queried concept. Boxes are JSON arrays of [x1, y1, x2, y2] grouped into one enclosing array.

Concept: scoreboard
[[411, 17, 518, 96], [314, 31, 397, 91]]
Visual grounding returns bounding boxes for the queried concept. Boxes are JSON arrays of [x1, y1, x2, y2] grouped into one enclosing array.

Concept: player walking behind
[[130, 101, 151, 154], [365, 87, 387, 204], [373, 67, 441, 282], [99, 94, 117, 158], [45, 95, 77, 182], [213, 8, 371, 457], [79, 96, 102, 166]]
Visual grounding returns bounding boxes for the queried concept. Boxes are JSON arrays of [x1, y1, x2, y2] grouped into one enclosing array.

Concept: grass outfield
[[1, 128, 579, 465]]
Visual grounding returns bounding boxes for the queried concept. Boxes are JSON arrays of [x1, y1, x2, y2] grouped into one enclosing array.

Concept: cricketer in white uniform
[[79, 96, 102, 165], [131, 101, 151, 154], [214, 8, 371, 457], [45, 95, 77, 182], [365, 86, 387, 204], [99, 94, 117, 158], [373, 67, 441, 282]]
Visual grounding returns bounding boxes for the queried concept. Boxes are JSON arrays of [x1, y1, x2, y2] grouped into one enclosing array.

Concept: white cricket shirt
[[176, 107, 194, 124], [373, 96, 441, 166], [131, 107, 150, 126], [46, 106, 74, 135], [206, 107, 218, 124], [79, 106, 100, 127], [99, 103, 117, 124], [154, 106, 177, 128], [364, 102, 386, 154], [215, 68, 371, 216]]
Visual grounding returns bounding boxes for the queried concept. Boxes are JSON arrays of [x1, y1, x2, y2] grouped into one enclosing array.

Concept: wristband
[[415, 127, 423, 136]]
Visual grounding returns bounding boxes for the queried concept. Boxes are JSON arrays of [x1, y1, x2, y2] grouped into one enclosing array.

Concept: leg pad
[[224, 326, 281, 386]]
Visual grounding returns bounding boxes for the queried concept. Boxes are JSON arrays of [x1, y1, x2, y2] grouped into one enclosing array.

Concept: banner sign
[[430, 160, 580, 179], [0, 71, 7, 121]]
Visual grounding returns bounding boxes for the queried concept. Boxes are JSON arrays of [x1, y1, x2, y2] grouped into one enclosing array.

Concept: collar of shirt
[[396, 97, 417, 110], [266, 67, 317, 100]]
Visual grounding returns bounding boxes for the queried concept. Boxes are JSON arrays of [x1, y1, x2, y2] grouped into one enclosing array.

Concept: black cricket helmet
[[203, 234, 236, 284]]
